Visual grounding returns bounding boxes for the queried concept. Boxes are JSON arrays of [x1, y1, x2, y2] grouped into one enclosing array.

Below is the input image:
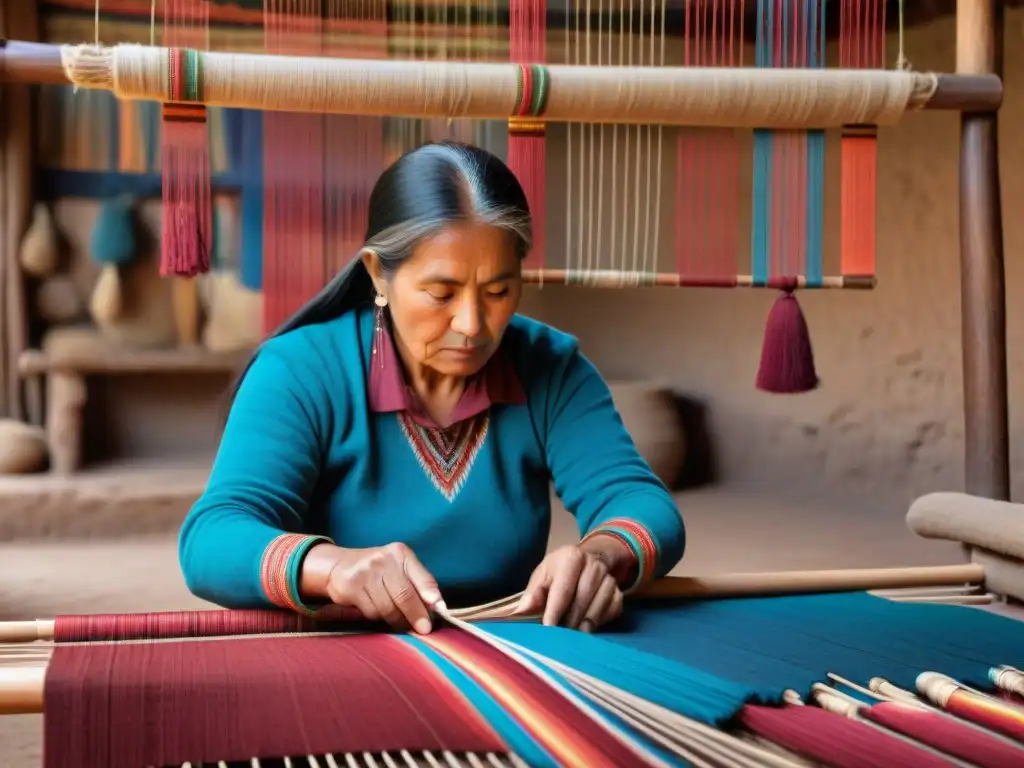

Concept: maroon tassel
[[756, 289, 819, 394], [161, 104, 212, 278]]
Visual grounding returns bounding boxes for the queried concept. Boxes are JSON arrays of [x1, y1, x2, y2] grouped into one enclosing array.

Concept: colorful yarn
[[511, 64, 549, 118], [927, 682, 1024, 744], [581, 518, 658, 592], [166, 48, 204, 103], [421, 629, 650, 767], [258, 533, 334, 614], [738, 704, 954, 768], [861, 700, 1024, 768]]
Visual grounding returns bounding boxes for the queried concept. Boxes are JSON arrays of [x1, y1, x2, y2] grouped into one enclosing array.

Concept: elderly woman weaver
[[179, 141, 686, 635]]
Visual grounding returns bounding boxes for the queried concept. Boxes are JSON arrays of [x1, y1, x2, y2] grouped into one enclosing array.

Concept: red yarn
[[44, 632, 505, 768], [160, 120, 212, 278], [863, 701, 1024, 768], [755, 290, 819, 394], [738, 704, 953, 768], [52, 608, 367, 642]]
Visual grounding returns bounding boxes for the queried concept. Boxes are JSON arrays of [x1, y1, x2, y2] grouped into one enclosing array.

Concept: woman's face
[[367, 222, 523, 377]]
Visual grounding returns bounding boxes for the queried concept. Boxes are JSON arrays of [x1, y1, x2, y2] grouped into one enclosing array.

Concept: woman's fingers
[[564, 558, 608, 629], [325, 544, 445, 634], [383, 564, 432, 634], [581, 574, 621, 632], [402, 548, 445, 612], [542, 550, 585, 627], [364, 581, 409, 631]]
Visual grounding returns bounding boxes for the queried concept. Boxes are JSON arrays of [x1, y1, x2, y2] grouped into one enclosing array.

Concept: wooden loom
[[0, 0, 1010, 483], [0, 0, 1005, 395], [0, 4, 1018, 765], [2, 562, 1024, 768]]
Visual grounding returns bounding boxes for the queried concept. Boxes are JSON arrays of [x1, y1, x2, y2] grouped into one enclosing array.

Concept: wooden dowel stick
[[0, 564, 987, 645], [0, 664, 44, 715], [637, 564, 985, 600], [522, 271, 875, 289]]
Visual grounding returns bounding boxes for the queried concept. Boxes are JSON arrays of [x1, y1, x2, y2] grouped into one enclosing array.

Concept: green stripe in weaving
[[529, 64, 549, 117], [182, 49, 203, 102], [511, 65, 525, 116]]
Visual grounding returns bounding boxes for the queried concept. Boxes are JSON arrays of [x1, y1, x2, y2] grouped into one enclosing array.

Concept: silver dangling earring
[[372, 293, 388, 367]]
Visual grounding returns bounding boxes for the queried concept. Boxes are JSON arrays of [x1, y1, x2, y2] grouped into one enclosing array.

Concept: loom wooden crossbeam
[[0, 41, 1004, 126], [0, 564, 986, 644]]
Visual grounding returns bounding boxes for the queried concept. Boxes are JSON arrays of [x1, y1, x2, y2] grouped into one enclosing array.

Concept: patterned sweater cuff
[[259, 533, 334, 615], [582, 518, 659, 594]]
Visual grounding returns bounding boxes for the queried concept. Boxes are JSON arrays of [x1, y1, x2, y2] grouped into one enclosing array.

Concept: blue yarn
[[480, 622, 752, 727], [90, 195, 137, 266], [750, 0, 773, 286], [750, 132, 772, 286], [143, 100, 160, 173], [238, 109, 264, 291], [593, 592, 1024, 714], [805, 0, 825, 286], [106, 93, 120, 173]]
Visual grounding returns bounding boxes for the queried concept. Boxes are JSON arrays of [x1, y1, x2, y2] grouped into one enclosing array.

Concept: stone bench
[[908, 492, 1024, 605], [18, 327, 250, 474]]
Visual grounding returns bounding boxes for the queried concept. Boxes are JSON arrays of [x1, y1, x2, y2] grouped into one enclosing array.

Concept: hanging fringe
[[160, 48, 212, 278], [507, 118, 546, 268], [507, 0, 548, 269], [756, 286, 819, 395]]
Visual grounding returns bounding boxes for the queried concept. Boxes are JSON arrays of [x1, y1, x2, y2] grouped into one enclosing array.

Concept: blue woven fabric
[[475, 592, 1024, 730], [599, 592, 1024, 710]]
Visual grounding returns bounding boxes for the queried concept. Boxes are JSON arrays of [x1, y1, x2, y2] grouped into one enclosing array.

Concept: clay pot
[[0, 419, 49, 474], [608, 382, 686, 488]]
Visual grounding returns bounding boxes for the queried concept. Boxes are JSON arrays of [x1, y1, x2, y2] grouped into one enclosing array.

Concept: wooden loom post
[[956, 1, 1009, 506], [0, 0, 39, 422]]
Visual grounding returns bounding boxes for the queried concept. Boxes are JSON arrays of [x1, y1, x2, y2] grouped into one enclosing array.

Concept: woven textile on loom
[[30, 591, 1024, 767], [39, 0, 897, 396]]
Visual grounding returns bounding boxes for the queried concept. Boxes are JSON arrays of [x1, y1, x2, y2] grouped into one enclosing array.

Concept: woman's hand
[[516, 543, 626, 631], [304, 542, 445, 634]]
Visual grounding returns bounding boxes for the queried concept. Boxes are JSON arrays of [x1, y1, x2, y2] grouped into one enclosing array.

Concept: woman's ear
[[360, 249, 386, 295]]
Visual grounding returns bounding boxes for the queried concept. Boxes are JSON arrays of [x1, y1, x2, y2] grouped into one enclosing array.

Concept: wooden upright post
[[957, 0, 1009, 502], [0, 0, 38, 421]]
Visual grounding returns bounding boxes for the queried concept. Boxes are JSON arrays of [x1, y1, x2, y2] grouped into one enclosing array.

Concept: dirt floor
[[0, 486, 981, 765]]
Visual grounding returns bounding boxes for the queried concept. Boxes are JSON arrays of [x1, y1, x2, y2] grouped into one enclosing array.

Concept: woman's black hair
[[224, 141, 533, 412]]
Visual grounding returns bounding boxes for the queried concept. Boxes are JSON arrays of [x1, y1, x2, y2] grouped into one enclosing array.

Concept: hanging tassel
[[160, 48, 212, 278], [756, 287, 819, 394]]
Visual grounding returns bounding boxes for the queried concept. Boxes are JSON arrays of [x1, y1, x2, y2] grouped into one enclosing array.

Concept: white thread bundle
[[59, 43, 939, 129]]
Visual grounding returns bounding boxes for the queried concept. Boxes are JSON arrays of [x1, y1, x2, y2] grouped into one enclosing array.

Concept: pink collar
[[368, 321, 526, 429]]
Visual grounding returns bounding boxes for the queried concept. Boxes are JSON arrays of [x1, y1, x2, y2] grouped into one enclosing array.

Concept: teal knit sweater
[[178, 308, 685, 611]]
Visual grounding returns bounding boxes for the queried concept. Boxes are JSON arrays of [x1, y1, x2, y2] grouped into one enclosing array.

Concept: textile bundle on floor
[[27, 591, 1024, 767]]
